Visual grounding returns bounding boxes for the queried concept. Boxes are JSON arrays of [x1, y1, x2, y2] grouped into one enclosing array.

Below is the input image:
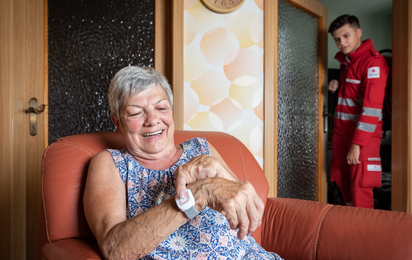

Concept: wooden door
[[0, 0, 45, 259]]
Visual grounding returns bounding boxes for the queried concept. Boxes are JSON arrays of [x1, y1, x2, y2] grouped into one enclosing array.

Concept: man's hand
[[329, 79, 339, 93], [347, 144, 361, 164], [188, 177, 264, 240]]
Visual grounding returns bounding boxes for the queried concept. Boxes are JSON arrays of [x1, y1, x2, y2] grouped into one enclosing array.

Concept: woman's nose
[[144, 111, 160, 126]]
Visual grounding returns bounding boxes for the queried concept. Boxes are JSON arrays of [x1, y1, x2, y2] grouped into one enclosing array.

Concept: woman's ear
[[110, 113, 122, 133]]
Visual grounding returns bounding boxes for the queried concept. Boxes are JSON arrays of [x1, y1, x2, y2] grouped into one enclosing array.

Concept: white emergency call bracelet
[[175, 189, 199, 219]]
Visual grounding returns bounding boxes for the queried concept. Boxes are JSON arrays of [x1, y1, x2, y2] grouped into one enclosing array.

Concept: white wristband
[[175, 189, 199, 219]]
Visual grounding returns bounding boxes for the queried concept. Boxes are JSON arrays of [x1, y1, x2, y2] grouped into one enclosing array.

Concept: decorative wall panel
[[183, 0, 264, 166], [48, 0, 154, 144], [277, 0, 319, 200]]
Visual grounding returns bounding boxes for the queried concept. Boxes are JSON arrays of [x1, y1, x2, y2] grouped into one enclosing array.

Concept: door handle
[[322, 105, 331, 133], [25, 97, 46, 136]]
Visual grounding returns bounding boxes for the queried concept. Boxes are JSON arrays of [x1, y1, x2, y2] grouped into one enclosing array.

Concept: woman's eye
[[131, 112, 142, 116]]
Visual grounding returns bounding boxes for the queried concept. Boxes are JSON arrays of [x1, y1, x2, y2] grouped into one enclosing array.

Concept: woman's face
[[112, 85, 175, 160]]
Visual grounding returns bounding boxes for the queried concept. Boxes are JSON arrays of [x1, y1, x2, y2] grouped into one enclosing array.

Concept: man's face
[[332, 24, 363, 55]]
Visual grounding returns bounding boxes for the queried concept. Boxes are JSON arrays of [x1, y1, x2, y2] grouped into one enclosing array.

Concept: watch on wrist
[[175, 189, 199, 219]]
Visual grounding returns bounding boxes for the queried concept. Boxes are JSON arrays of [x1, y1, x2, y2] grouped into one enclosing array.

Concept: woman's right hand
[[174, 154, 226, 199], [188, 177, 265, 240], [329, 79, 339, 93]]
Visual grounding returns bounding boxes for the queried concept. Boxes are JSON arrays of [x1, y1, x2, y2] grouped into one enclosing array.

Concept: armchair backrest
[[37, 131, 269, 259]]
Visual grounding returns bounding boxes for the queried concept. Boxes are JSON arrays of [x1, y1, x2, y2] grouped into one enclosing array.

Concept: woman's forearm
[[100, 197, 188, 260]]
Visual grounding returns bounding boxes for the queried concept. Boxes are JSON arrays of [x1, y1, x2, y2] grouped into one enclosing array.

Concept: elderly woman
[[84, 66, 283, 259]]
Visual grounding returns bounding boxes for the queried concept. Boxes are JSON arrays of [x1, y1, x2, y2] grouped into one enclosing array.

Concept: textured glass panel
[[48, 0, 154, 144], [277, 0, 319, 200]]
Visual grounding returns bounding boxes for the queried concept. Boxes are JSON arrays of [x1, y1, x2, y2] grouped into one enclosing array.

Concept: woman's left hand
[[174, 154, 234, 200], [188, 177, 265, 240]]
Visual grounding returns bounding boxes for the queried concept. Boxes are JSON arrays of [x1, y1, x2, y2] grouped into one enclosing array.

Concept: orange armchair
[[37, 131, 412, 260]]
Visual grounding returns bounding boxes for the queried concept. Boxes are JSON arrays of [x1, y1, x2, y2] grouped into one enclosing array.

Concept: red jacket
[[333, 39, 389, 147]]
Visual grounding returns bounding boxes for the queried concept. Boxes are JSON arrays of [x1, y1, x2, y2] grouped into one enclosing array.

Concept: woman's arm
[[173, 141, 263, 240], [83, 151, 189, 260]]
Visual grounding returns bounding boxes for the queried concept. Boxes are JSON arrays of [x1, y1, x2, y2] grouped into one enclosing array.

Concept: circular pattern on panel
[[184, 44, 207, 82], [184, 86, 200, 123], [200, 28, 239, 66], [229, 80, 262, 109], [226, 10, 256, 48], [254, 0, 263, 10], [187, 1, 224, 34], [228, 121, 263, 156], [184, 12, 197, 47], [224, 48, 262, 85], [190, 70, 229, 105], [183, 0, 264, 165], [209, 98, 243, 131], [187, 111, 223, 131]]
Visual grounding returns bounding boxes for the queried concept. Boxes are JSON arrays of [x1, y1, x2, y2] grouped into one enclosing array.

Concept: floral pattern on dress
[[107, 137, 283, 260]]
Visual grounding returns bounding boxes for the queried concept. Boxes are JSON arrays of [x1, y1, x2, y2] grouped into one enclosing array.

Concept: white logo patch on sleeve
[[367, 67, 380, 79], [367, 164, 382, 171]]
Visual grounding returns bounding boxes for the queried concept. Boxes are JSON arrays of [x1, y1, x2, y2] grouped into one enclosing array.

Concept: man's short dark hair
[[328, 14, 360, 34]]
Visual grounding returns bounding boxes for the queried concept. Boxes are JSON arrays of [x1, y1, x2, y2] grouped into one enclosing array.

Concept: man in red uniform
[[328, 15, 388, 208]]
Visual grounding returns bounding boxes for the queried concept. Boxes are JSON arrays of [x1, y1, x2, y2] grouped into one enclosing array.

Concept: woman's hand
[[188, 177, 265, 240], [174, 155, 229, 199]]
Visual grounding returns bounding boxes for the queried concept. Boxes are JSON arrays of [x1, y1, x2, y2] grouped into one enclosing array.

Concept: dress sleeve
[[106, 148, 127, 183]]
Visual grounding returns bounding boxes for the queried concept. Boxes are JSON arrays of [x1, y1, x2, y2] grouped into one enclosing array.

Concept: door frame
[[392, 0, 412, 212]]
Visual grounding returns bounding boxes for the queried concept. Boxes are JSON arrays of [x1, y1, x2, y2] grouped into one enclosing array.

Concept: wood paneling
[[263, 0, 278, 198], [172, 0, 184, 130], [0, 0, 13, 258], [154, 0, 172, 82], [317, 5, 329, 203], [392, 0, 412, 213], [155, 0, 184, 130], [0, 0, 45, 259]]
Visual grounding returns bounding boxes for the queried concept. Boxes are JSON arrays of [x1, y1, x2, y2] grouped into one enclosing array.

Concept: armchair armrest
[[260, 198, 412, 260], [261, 197, 332, 260], [41, 239, 102, 260]]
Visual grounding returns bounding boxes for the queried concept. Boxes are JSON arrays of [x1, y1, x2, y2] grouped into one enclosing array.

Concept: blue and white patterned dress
[[108, 137, 283, 260]]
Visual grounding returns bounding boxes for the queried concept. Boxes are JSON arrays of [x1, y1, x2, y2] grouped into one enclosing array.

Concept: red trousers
[[330, 133, 382, 208]]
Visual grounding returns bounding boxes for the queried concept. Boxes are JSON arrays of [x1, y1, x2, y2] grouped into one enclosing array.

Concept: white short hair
[[108, 66, 173, 123]]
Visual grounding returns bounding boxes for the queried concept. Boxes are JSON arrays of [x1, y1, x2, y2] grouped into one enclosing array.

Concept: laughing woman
[[83, 66, 283, 260]]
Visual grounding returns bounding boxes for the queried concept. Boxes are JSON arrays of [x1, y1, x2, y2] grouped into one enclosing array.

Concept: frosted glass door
[[277, 0, 319, 200]]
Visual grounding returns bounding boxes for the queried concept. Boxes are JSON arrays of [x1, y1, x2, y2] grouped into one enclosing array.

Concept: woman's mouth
[[142, 130, 163, 138]]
